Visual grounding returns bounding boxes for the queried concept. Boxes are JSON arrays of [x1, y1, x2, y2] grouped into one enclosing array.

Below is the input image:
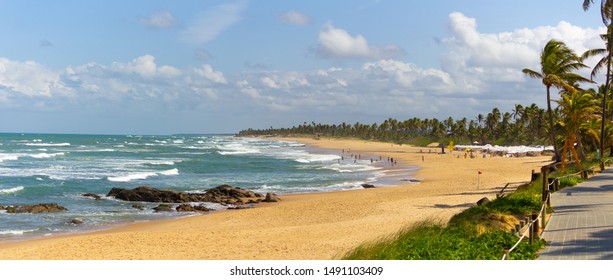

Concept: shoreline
[[0, 137, 551, 259]]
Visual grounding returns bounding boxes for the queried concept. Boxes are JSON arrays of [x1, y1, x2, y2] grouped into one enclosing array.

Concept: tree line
[[238, 104, 550, 147]]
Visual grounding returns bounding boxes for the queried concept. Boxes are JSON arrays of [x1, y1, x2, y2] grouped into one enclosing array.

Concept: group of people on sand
[[340, 149, 396, 166]]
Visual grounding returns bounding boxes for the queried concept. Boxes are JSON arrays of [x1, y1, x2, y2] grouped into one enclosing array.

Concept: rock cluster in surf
[[106, 185, 282, 212], [0, 203, 67, 213]]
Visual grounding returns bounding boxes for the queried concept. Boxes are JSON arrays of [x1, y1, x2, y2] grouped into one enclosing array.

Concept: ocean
[[0, 133, 415, 242]]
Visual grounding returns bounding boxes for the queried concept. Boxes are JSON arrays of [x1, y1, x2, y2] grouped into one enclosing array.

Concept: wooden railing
[[501, 161, 599, 260]]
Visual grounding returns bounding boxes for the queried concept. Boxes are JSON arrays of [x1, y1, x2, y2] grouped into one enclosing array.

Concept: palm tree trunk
[[602, 24, 613, 169], [576, 133, 587, 161], [561, 140, 568, 173], [547, 86, 561, 162], [570, 134, 583, 172]]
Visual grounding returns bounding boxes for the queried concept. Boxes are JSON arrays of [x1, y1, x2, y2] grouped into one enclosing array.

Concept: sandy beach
[[0, 137, 551, 260]]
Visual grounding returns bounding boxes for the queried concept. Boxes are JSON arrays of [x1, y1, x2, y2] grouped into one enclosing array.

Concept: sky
[[0, 0, 608, 135]]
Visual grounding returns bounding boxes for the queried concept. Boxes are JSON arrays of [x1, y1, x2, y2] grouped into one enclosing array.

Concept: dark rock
[[476, 197, 490, 206], [71, 218, 84, 225], [361, 183, 376, 189], [227, 205, 249, 210], [176, 204, 211, 212], [0, 203, 67, 214], [131, 204, 144, 210], [108, 186, 195, 203], [263, 192, 281, 202], [153, 204, 173, 212], [83, 193, 102, 200], [204, 185, 260, 201], [107, 185, 266, 205]]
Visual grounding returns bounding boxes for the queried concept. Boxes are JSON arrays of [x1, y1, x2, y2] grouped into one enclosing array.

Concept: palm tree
[[556, 90, 599, 172], [523, 39, 591, 162], [583, 0, 613, 168], [512, 104, 524, 121]]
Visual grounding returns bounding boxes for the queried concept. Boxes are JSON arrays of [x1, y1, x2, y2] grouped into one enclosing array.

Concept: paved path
[[538, 168, 613, 260]]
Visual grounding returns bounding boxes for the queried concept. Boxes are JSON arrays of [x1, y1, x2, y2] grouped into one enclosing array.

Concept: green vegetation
[[342, 177, 550, 260], [342, 221, 542, 260], [239, 106, 550, 147]]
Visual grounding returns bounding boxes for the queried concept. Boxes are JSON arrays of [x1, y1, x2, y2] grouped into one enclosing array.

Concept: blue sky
[[0, 0, 607, 134]]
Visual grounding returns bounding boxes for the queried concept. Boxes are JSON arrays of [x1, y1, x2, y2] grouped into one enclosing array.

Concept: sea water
[[0, 133, 414, 242]]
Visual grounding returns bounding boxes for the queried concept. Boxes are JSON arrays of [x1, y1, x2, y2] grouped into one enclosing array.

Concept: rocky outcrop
[[0, 203, 67, 213], [361, 183, 375, 189], [108, 186, 196, 203], [153, 204, 173, 212], [175, 204, 211, 212], [131, 204, 144, 210], [263, 192, 281, 202], [83, 193, 102, 200], [71, 218, 84, 225], [107, 185, 266, 205]]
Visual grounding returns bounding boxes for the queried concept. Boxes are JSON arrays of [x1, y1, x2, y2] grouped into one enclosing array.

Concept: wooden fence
[[501, 161, 601, 260]]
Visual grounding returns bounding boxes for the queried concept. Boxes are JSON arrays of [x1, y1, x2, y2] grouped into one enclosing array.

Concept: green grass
[[342, 221, 544, 260], [342, 177, 548, 260], [557, 176, 584, 187]]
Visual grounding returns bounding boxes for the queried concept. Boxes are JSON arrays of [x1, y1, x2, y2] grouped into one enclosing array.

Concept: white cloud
[[316, 24, 404, 59], [261, 76, 279, 89], [181, 1, 246, 45], [158, 65, 182, 78], [141, 10, 177, 28], [109, 54, 181, 80], [0, 58, 72, 98], [112, 55, 157, 78], [442, 12, 604, 94], [194, 64, 227, 84], [279, 11, 312, 26]]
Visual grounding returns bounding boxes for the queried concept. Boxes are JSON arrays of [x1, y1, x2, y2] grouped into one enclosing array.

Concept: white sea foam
[[24, 142, 71, 147], [323, 163, 381, 173], [0, 186, 24, 194], [107, 168, 179, 182], [0, 154, 20, 162], [147, 160, 178, 166], [107, 172, 158, 182], [159, 168, 179, 176], [29, 152, 65, 159], [0, 229, 37, 235], [217, 144, 261, 155]]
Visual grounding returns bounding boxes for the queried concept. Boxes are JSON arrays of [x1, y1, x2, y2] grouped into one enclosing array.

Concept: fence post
[[542, 194, 548, 229], [541, 165, 548, 202], [502, 249, 510, 260], [554, 178, 560, 191], [547, 178, 555, 191], [515, 224, 521, 234], [532, 213, 540, 240], [529, 217, 534, 244]]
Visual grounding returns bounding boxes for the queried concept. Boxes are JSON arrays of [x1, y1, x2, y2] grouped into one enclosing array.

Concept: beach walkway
[[538, 168, 613, 260]]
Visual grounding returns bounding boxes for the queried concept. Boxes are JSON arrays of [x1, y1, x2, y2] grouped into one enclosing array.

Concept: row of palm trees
[[238, 104, 550, 147]]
